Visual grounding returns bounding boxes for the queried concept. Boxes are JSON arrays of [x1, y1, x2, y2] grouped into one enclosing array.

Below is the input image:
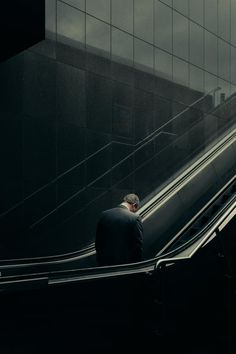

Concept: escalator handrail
[[0, 128, 235, 269], [0, 183, 234, 290]]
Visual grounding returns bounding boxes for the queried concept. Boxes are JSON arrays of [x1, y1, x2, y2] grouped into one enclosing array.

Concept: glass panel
[[112, 0, 133, 34], [189, 0, 203, 25], [64, 0, 85, 11], [173, 56, 189, 87], [204, 0, 218, 35], [231, 47, 236, 85], [154, 95, 172, 130], [86, 0, 110, 23], [190, 22, 204, 68], [87, 73, 112, 133], [134, 0, 154, 43], [112, 28, 133, 65], [57, 123, 85, 176], [57, 2, 85, 48], [204, 31, 217, 76], [23, 51, 56, 121], [134, 89, 154, 141], [46, 0, 56, 39], [172, 0, 188, 16], [134, 38, 154, 73], [218, 39, 230, 81], [218, 0, 230, 41], [155, 1, 172, 53], [231, 1, 236, 46], [86, 15, 110, 56], [112, 82, 133, 138], [160, 0, 172, 5], [204, 72, 218, 108], [173, 11, 189, 61], [57, 62, 86, 127], [155, 48, 172, 81], [190, 65, 204, 94]]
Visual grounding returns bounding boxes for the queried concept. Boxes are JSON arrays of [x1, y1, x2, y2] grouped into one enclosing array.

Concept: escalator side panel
[[211, 143, 236, 185], [178, 162, 219, 222], [143, 192, 186, 258]]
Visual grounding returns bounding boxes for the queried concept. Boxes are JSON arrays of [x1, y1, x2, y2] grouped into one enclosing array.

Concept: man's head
[[123, 194, 140, 213]]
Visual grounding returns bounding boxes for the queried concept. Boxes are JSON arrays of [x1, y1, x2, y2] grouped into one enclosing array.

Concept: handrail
[[48, 193, 236, 285], [0, 177, 234, 285], [135, 86, 221, 148], [0, 87, 221, 221], [27, 88, 226, 228], [155, 190, 236, 261], [0, 134, 234, 270]]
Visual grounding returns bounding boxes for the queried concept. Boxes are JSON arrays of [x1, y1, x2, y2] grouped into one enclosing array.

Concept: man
[[95, 194, 143, 266]]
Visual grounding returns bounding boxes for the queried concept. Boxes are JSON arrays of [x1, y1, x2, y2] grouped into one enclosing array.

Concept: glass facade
[[0, 0, 235, 260]]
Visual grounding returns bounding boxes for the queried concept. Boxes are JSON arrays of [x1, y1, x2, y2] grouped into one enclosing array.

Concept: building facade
[[0, 0, 235, 259]]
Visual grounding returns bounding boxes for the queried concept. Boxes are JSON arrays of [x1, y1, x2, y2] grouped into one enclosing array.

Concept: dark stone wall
[[0, 36, 234, 259]]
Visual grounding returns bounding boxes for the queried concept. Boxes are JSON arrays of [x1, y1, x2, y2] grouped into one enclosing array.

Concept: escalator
[[0, 49, 235, 352], [0, 123, 235, 277], [0, 154, 235, 354]]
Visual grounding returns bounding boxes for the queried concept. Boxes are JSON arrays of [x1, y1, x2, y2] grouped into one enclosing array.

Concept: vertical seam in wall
[[85, 0, 87, 49], [110, 0, 112, 189], [133, 0, 135, 69], [188, 0, 190, 90], [133, 0, 135, 190], [110, 0, 112, 60], [55, 0, 58, 43], [203, 0, 206, 95], [84, 0, 88, 189], [153, 0, 155, 75], [217, 0, 219, 82], [171, 1, 174, 83], [230, 0, 232, 93], [55, 0, 58, 207]]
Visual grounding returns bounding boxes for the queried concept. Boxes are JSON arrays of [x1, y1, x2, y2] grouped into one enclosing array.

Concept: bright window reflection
[[190, 22, 203, 68], [172, 0, 188, 16], [46, 0, 56, 39], [205, 0, 217, 35], [173, 11, 189, 61], [134, 0, 154, 43], [189, 0, 203, 25], [134, 38, 154, 72], [86, 0, 110, 23], [173, 56, 189, 87], [190, 65, 204, 94], [112, 0, 133, 34], [64, 0, 85, 11], [218, 0, 230, 42], [205, 31, 217, 76], [86, 15, 110, 56], [218, 39, 230, 81], [112, 28, 133, 65], [155, 1, 172, 53], [155, 48, 172, 81], [57, 2, 85, 48]]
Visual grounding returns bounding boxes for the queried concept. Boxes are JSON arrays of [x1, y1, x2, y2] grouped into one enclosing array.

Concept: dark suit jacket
[[95, 205, 143, 266]]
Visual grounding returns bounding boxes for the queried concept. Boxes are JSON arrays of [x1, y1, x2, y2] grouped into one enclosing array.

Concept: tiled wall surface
[[0, 0, 235, 258]]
